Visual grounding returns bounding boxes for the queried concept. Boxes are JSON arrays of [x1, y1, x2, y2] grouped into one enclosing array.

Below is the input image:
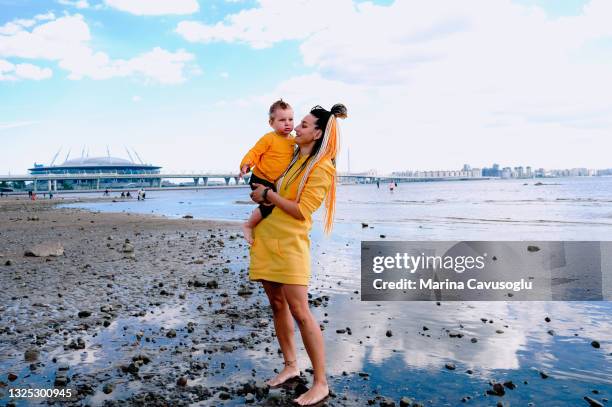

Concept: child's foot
[[294, 382, 329, 406], [242, 223, 254, 245], [266, 364, 299, 387]]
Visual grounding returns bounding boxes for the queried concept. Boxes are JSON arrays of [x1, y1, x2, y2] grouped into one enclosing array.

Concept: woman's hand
[[250, 183, 267, 204]]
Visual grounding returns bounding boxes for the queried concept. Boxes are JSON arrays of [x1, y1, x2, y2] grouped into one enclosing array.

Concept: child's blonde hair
[[268, 99, 292, 119]]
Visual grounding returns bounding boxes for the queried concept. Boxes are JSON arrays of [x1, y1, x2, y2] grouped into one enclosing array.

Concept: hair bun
[[330, 103, 348, 119]]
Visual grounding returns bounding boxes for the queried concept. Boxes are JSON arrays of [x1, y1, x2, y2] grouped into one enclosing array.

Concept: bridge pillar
[[33, 180, 38, 192], [224, 177, 230, 186], [158, 178, 162, 188], [202, 177, 208, 186], [234, 177, 240, 185], [96, 178, 100, 190], [47, 180, 52, 191], [53, 180, 57, 191], [193, 177, 199, 186], [244, 175, 251, 184]]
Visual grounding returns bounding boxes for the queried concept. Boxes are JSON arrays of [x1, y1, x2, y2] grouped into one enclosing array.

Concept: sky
[[1, 0, 611, 175]]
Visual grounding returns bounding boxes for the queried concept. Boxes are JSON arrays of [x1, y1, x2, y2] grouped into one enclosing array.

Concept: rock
[[445, 363, 456, 370], [386, 330, 393, 337], [470, 338, 478, 343], [166, 329, 177, 338], [380, 397, 396, 406], [584, 396, 604, 407], [527, 245, 540, 252], [486, 383, 505, 396], [54, 374, 69, 386], [591, 341, 601, 349], [102, 383, 113, 394], [24, 241, 64, 257], [122, 243, 134, 253], [177, 376, 187, 387], [4, 259, 12, 266], [380, 234, 386, 238], [495, 329, 504, 334], [7, 372, 18, 381], [183, 215, 194, 219], [361, 223, 368, 228], [237, 287, 253, 296], [244, 393, 255, 403], [400, 396, 413, 407], [539, 371, 549, 379], [78, 310, 92, 318], [336, 329, 347, 334], [24, 348, 39, 362], [68, 337, 85, 350], [503, 381, 516, 390], [545, 316, 551, 322], [449, 331, 463, 338], [218, 391, 231, 400], [206, 280, 219, 289]]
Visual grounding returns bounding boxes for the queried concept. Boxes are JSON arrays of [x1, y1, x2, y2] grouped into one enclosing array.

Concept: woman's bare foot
[[294, 381, 329, 406], [242, 223, 254, 245], [266, 360, 299, 387]]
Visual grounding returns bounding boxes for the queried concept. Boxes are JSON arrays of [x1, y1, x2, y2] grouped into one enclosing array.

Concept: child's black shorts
[[249, 173, 276, 218]]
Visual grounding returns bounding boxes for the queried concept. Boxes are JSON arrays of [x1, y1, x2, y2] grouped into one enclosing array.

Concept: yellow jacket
[[240, 131, 296, 182]]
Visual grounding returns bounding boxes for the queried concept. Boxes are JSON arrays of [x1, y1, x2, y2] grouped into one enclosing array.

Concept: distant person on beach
[[249, 103, 347, 406], [126, 191, 131, 198], [389, 182, 394, 192], [376, 180, 380, 188], [104, 189, 109, 196], [240, 99, 296, 245], [121, 191, 125, 198]]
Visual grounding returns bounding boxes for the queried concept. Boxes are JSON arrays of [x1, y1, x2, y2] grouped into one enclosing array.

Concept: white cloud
[[189, 0, 612, 170], [104, 0, 199, 15], [58, 0, 90, 9], [0, 121, 39, 131], [132, 95, 142, 102], [0, 59, 53, 81], [0, 14, 197, 84], [220, 71, 229, 78]]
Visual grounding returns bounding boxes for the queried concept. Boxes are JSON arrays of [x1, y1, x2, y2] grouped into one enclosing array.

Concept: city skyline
[[2, 0, 612, 174]]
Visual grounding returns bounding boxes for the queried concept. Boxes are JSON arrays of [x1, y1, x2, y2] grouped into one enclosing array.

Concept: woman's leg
[[283, 284, 328, 405], [262, 281, 299, 385]]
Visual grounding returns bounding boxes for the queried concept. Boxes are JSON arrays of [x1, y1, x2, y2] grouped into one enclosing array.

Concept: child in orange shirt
[[240, 99, 296, 244]]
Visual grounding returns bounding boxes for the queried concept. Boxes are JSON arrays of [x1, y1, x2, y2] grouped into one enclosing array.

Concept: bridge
[[0, 172, 490, 192]]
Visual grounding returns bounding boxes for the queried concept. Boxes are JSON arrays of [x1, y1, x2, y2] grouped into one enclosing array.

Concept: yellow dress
[[249, 154, 335, 285]]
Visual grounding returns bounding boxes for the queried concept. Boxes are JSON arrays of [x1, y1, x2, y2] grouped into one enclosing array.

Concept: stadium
[[28, 149, 162, 190]]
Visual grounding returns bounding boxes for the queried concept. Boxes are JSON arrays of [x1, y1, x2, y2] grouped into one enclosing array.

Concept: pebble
[[445, 363, 456, 370], [584, 396, 604, 407], [102, 383, 114, 394], [591, 340, 600, 349], [386, 330, 393, 337], [166, 329, 177, 338], [176, 376, 187, 386], [24, 348, 39, 362]]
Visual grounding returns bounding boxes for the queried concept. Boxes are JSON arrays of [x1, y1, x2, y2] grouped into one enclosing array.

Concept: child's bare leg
[[242, 207, 263, 245]]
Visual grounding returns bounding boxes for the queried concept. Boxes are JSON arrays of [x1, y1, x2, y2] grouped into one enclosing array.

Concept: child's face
[[269, 108, 294, 136]]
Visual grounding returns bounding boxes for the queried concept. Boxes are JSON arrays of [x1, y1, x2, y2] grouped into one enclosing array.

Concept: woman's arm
[[251, 183, 305, 220]]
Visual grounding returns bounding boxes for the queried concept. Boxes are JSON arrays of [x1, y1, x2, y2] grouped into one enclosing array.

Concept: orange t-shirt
[[240, 131, 296, 182]]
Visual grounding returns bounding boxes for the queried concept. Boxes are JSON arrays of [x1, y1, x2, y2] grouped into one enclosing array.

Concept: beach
[[1, 189, 611, 406]]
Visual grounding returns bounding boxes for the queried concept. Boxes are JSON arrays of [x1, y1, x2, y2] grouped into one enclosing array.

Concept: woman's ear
[[314, 128, 323, 140]]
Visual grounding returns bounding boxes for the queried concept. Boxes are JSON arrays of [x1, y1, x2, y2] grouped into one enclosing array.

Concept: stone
[[486, 383, 505, 396], [399, 396, 413, 407], [584, 396, 604, 407], [445, 363, 456, 370], [527, 245, 540, 252], [591, 340, 601, 349], [24, 241, 64, 257], [24, 348, 39, 362], [78, 310, 92, 318], [122, 243, 134, 253], [4, 259, 12, 266], [166, 329, 177, 338], [244, 393, 255, 403], [176, 376, 187, 387], [7, 373, 18, 381], [386, 330, 393, 337], [102, 383, 113, 394], [183, 215, 194, 219]]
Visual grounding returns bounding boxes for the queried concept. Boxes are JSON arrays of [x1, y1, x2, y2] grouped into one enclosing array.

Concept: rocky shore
[[0, 197, 339, 406]]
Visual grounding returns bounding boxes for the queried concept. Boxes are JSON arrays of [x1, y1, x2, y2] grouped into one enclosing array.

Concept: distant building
[[29, 155, 162, 190]]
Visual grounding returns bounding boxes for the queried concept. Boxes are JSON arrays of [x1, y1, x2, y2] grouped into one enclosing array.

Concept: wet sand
[[0, 197, 313, 406], [1, 196, 610, 406]]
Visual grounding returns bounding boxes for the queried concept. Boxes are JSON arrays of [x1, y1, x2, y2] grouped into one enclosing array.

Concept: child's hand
[[240, 164, 250, 177]]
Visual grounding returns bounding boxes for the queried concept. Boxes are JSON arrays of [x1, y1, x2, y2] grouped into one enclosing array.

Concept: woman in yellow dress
[[249, 103, 347, 406]]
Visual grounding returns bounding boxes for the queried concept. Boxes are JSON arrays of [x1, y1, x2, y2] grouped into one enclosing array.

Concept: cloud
[[57, 0, 90, 9], [132, 95, 141, 102], [0, 121, 39, 131], [191, 0, 612, 170], [0, 59, 53, 81], [0, 14, 197, 84], [104, 0, 199, 15]]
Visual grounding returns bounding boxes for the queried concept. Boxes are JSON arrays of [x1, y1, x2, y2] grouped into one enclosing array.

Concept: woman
[[249, 103, 347, 406]]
